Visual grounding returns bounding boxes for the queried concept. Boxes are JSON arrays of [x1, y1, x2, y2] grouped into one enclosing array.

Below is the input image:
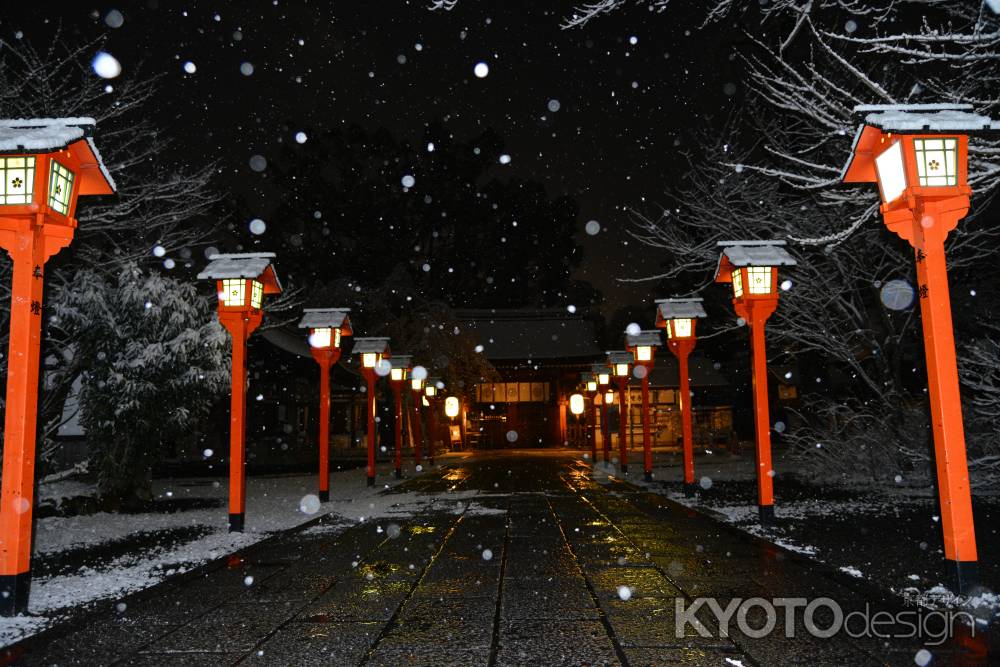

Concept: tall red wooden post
[[716, 242, 796, 527], [388, 355, 412, 479], [608, 351, 633, 474], [841, 104, 994, 592], [411, 391, 423, 467], [299, 309, 351, 501], [424, 379, 439, 465], [656, 298, 708, 497], [201, 254, 283, 533], [626, 331, 662, 482], [351, 338, 391, 487], [0, 119, 115, 615]]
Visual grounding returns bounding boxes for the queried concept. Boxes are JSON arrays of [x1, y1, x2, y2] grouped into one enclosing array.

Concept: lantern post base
[[644, 471, 652, 482], [758, 505, 776, 528], [0, 571, 31, 617], [683, 483, 697, 498], [367, 476, 375, 487], [228, 513, 245, 533], [395, 468, 402, 480], [948, 560, 979, 596], [620, 464, 628, 475], [319, 490, 329, 503]]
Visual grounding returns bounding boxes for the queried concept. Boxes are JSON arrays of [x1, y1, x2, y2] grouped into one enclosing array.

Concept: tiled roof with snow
[[853, 103, 999, 132], [625, 330, 662, 348], [298, 308, 351, 329], [607, 350, 634, 365], [350, 337, 391, 355], [656, 298, 707, 320], [718, 241, 797, 267], [197, 253, 277, 280], [0, 117, 93, 152], [389, 355, 413, 370]]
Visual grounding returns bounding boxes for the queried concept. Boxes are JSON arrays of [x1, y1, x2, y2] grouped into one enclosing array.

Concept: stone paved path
[[2, 452, 986, 665]]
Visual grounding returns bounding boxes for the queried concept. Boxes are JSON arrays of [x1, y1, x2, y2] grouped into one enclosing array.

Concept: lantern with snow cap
[[350, 337, 391, 486], [0, 117, 115, 615], [198, 253, 282, 534], [716, 241, 796, 527], [606, 350, 634, 474], [655, 298, 707, 496], [841, 103, 1000, 593], [625, 330, 663, 482], [387, 355, 413, 479], [298, 308, 352, 501]]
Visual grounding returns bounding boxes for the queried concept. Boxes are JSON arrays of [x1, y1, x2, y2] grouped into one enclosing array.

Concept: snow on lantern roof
[[591, 362, 610, 375], [580, 371, 594, 382], [390, 355, 413, 370], [350, 337, 391, 355], [199, 252, 274, 278], [655, 298, 707, 321], [297, 308, 352, 333], [625, 330, 662, 348], [852, 103, 1000, 133], [606, 350, 633, 365], [717, 240, 797, 267]]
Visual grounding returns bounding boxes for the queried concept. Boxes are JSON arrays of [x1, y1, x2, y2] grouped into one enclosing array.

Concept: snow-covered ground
[[0, 456, 473, 648]]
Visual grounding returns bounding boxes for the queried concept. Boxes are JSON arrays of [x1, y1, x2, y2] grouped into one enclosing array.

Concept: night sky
[[3, 2, 744, 314]]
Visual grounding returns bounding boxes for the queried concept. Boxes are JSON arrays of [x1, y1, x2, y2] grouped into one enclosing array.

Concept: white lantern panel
[[222, 278, 246, 307], [747, 266, 773, 295], [874, 140, 907, 203], [672, 318, 693, 338], [635, 345, 652, 362], [913, 138, 957, 187], [0, 156, 35, 205], [363, 352, 378, 368], [731, 269, 744, 299], [309, 327, 332, 348], [250, 280, 264, 309], [569, 393, 585, 415], [444, 396, 460, 418], [48, 159, 74, 215]]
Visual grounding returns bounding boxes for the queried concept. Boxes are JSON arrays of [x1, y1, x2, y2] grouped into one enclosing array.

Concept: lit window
[[363, 352, 377, 368], [310, 327, 332, 348], [747, 266, 772, 295], [0, 156, 35, 205], [635, 345, 652, 362], [47, 160, 74, 215], [671, 318, 692, 338], [913, 138, 957, 187], [731, 269, 744, 299], [221, 279, 245, 307], [250, 280, 263, 309]]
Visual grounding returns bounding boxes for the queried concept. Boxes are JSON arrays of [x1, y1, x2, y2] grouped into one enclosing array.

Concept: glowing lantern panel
[[874, 140, 907, 203], [569, 393, 585, 415], [670, 318, 693, 339], [309, 327, 332, 349], [444, 396, 460, 418], [747, 266, 773, 295], [635, 345, 652, 362], [47, 160, 74, 215], [913, 137, 958, 187], [363, 352, 378, 368], [0, 156, 34, 205], [731, 269, 744, 299]]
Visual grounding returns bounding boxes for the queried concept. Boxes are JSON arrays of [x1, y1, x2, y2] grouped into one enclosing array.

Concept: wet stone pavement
[[3, 452, 986, 666]]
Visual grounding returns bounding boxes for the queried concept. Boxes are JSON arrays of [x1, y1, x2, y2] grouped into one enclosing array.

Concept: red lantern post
[[350, 338, 391, 486], [591, 363, 612, 465], [199, 253, 283, 532], [388, 355, 413, 479], [841, 103, 996, 592], [607, 351, 633, 474], [298, 308, 352, 501], [716, 241, 796, 526], [581, 373, 599, 463], [626, 330, 663, 482], [424, 378, 440, 464], [656, 298, 708, 496], [0, 119, 115, 614]]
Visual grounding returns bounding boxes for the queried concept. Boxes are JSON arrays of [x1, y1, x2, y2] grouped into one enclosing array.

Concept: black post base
[[758, 505, 776, 527], [621, 464, 628, 475], [367, 476, 375, 487], [683, 483, 697, 498], [948, 559, 979, 595], [319, 490, 330, 503], [644, 471, 652, 482], [394, 468, 402, 480], [228, 513, 245, 533], [429, 459, 435, 466], [0, 571, 31, 616]]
